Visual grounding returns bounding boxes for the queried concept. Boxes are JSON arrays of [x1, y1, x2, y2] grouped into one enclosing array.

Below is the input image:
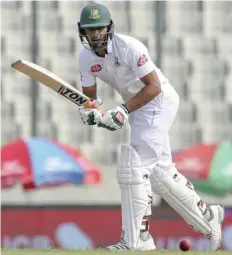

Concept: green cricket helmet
[[78, 3, 114, 51]]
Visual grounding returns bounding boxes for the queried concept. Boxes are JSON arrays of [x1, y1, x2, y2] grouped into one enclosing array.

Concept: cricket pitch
[[1, 249, 231, 255]]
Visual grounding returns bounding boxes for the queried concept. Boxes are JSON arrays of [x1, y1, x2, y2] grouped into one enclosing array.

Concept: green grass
[[1, 249, 231, 255]]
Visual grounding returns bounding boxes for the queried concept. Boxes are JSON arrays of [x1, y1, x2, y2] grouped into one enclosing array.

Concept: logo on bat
[[58, 86, 88, 106]]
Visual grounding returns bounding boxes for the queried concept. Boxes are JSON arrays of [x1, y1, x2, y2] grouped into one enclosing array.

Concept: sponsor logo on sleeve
[[137, 54, 148, 67], [90, 64, 102, 73]]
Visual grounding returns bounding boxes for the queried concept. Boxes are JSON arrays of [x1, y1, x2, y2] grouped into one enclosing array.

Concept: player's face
[[84, 27, 108, 51]]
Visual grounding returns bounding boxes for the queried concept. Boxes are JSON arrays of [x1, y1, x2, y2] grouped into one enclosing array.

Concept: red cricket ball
[[179, 239, 191, 251]]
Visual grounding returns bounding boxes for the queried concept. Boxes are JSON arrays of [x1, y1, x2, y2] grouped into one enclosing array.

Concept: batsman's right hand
[[79, 98, 103, 125]]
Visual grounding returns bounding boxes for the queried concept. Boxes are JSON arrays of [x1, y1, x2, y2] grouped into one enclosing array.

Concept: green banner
[[193, 142, 232, 197]]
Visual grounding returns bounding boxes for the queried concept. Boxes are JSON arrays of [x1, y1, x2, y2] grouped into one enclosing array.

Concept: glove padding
[[79, 99, 103, 125], [98, 105, 129, 131]]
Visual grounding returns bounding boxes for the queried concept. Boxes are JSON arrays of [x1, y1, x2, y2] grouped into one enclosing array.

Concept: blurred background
[[1, 0, 232, 251]]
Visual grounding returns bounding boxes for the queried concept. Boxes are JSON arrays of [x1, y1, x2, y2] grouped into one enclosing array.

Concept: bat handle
[[85, 101, 96, 108], [85, 99, 104, 114]]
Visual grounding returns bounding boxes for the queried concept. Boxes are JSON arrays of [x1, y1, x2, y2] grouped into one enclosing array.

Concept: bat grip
[[85, 100, 104, 114], [85, 101, 96, 109]]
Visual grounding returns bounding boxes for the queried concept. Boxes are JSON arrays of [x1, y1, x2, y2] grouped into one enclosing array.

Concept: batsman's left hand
[[98, 105, 129, 131], [79, 98, 103, 125]]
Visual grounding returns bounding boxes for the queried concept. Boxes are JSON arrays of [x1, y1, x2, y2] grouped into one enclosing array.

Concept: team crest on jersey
[[115, 57, 120, 67], [137, 54, 148, 67], [80, 73, 84, 82], [89, 9, 101, 19], [91, 64, 102, 72]]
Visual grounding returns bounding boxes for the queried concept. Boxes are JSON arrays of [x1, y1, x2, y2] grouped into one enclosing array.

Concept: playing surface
[[1, 249, 231, 255]]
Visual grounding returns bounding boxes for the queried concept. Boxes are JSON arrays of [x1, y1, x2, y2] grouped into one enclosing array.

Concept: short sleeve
[[126, 41, 156, 79], [79, 71, 96, 87], [79, 49, 96, 87]]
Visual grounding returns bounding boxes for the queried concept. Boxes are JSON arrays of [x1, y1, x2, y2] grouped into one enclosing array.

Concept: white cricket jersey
[[79, 34, 170, 102]]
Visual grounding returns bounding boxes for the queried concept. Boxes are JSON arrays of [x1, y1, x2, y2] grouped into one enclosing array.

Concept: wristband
[[121, 104, 130, 114]]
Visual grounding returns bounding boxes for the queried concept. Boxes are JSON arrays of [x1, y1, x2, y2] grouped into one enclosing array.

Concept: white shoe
[[207, 205, 224, 251], [106, 239, 129, 250], [106, 231, 156, 251]]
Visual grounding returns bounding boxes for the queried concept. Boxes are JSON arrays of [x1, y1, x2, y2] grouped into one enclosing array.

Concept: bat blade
[[11, 59, 93, 108]]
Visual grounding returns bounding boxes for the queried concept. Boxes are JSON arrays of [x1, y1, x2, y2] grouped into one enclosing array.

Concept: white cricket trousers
[[129, 83, 179, 215], [129, 83, 179, 173]]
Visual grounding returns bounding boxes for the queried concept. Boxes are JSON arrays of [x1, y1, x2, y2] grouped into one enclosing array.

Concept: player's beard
[[88, 34, 108, 52], [91, 40, 105, 51], [79, 32, 111, 52]]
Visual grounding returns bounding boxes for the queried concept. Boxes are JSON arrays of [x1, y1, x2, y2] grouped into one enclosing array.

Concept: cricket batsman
[[77, 2, 224, 251]]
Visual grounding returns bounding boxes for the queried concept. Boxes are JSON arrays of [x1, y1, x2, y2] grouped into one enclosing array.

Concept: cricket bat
[[11, 59, 96, 108]]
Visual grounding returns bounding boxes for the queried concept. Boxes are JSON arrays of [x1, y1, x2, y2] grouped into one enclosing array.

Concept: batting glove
[[98, 104, 129, 131], [79, 98, 103, 125]]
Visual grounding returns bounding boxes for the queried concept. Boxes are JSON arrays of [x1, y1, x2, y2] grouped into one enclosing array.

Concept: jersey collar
[[107, 40, 113, 54]]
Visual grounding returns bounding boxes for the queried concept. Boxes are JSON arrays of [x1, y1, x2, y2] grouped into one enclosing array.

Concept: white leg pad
[[150, 164, 211, 235], [144, 177, 152, 216], [117, 145, 149, 249]]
